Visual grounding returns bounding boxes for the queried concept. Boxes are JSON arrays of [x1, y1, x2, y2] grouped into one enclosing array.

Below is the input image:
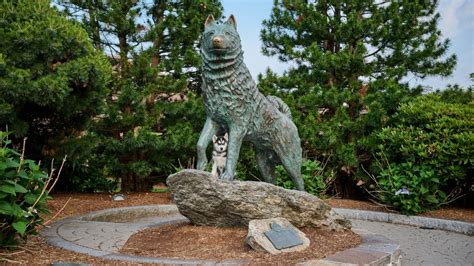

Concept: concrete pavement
[[352, 219, 474, 265], [42, 205, 474, 265]]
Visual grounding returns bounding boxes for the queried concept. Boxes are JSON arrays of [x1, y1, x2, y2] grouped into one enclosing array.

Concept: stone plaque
[[264, 222, 304, 250]]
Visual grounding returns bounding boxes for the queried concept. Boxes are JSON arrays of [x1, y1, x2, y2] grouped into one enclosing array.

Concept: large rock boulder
[[166, 169, 350, 230]]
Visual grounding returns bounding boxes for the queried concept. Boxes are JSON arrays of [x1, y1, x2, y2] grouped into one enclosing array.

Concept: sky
[[220, 0, 474, 90]]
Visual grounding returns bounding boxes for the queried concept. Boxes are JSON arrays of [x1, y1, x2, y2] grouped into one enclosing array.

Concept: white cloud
[[459, 0, 474, 18], [438, 0, 466, 39], [459, 1, 474, 31]]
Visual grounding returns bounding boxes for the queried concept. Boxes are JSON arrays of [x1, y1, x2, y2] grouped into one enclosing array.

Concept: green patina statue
[[196, 15, 305, 191]]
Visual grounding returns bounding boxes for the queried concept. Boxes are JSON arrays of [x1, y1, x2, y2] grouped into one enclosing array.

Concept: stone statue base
[[166, 169, 351, 231]]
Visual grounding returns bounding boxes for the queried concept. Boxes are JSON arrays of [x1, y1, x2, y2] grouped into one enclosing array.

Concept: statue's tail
[[266, 95, 292, 119]]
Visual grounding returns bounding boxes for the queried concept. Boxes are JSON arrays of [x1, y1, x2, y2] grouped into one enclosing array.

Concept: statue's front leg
[[220, 126, 245, 181], [196, 117, 217, 170]]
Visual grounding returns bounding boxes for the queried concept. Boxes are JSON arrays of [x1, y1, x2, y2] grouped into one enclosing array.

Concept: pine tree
[[57, 0, 223, 191], [259, 0, 456, 197], [0, 0, 111, 161]]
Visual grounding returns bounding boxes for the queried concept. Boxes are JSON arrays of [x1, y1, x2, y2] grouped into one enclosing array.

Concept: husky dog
[[211, 133, 228, 178], [196, 15, 305, 191]]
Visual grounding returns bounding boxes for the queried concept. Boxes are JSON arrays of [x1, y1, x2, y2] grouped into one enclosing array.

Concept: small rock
[[246, 218, 310, 254], [111, 194, 126, 201]]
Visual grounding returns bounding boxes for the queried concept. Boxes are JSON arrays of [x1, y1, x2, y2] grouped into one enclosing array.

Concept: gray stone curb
[[333, 208, 474, 236], [297, 229, 400, 266], [41, 205, 402, 265], [42, 205, 244, 265]]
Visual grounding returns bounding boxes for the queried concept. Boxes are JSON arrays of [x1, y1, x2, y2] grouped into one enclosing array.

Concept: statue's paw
[[219, 171, 234, 181]]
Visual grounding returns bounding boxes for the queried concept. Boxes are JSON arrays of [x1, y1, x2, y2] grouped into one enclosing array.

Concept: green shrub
[[0, 0, 111, 193], [0, 132, 51, 246], [371, 162, 446, 214], [56, 135, 116, 192], [371, 94, 473, 214], [276, 159, 332, 197], [435, 85, 473, 104]]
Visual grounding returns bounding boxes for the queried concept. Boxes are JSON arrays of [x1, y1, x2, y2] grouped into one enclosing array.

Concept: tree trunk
[[86, 0, 101, 50], [147, 5, 165, 108], [150, 1, 166, 67], [334, 171, 363, 199], [118, 31, 129, 72]]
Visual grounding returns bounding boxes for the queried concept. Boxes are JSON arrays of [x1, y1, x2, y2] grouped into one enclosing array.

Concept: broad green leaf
[[5, 158, 19, 168], [420, 186, 428, 194], [25, 160, 39, 171], [0, 184, 16, 195], [11, 203, 25, 217], [425, 195, 439, 204], [14, 183, 28, 193], [18, 170, 29, 179], [438, 190, 447, 199], [0, 200, 14, 215], [4, 170, 17, 178], [12, 220, 27, 235], [24, 193, 37, 204]]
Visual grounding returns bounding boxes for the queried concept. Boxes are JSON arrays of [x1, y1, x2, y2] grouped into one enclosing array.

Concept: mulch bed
[[122, 222, 360, 264], [1, 192, 473, 264]]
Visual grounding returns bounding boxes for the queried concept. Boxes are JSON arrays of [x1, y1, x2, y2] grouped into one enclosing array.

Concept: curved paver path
[[42, 205, 474, 265], [352, 220, 474, 265]]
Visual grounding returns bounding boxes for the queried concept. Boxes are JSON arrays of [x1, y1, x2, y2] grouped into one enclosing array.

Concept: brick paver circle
[[41, 205, 473, 265]]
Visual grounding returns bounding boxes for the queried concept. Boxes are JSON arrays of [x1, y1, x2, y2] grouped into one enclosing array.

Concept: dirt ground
[[1, 192, 472, 264]]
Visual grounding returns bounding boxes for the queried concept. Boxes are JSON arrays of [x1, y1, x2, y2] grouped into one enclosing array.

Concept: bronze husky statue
[[196, 15, 305, 191]]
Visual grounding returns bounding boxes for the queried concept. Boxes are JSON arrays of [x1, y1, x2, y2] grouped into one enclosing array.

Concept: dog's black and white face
[[201, 15, 241, 56], [212, 133, 228, 153]]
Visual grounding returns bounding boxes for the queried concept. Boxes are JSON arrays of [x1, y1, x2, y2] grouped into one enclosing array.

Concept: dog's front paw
[[219, 171, 234, 181]]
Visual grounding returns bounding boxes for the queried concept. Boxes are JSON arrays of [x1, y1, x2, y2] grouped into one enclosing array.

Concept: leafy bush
[[276, 159, 333, 197], [370, 162, 446, 214], [0, 132, 51, 246], [56, 135, 116, 192], [370, 94, 473, 214], [435, 84, 473, 104]]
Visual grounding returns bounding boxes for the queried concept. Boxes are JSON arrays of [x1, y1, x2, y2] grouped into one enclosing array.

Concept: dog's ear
[[226, 14, 237, 29], [223, 132, 228, 141], [212, 135, 217, 143], [205, 15, 215, 28]]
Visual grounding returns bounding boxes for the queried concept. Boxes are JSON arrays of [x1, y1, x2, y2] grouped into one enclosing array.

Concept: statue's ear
[[205, 15, 215, 28], [223, 132, 228, 141], [212, 135, 217, 143], [226, 14, 237, 29]]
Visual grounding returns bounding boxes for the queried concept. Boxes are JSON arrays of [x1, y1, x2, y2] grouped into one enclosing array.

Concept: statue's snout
[[212, 36, 224, 48]]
